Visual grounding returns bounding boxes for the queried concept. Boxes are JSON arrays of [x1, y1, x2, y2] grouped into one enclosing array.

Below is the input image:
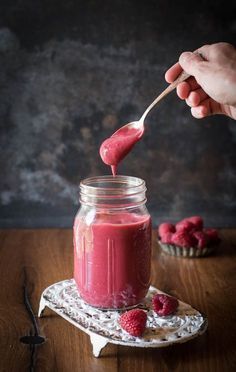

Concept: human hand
[[165, 42, 236, 120]]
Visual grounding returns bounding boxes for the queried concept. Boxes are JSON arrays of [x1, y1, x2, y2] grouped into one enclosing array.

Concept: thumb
[[179, 52, 207, 81]]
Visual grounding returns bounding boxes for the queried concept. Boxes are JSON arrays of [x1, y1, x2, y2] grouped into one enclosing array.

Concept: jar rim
[[79, 175, 147, 207], [80, 175, 146, 195]]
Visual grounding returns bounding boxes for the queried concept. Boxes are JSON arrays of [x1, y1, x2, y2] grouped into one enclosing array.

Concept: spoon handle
[[140, 71, 190, 122]]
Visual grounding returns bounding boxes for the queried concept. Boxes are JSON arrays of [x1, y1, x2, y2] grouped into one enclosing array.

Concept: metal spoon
[[113, 70, 190, 137]]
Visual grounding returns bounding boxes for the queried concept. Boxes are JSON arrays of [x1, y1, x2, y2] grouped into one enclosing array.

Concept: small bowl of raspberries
[[157, 216, 220, 258]]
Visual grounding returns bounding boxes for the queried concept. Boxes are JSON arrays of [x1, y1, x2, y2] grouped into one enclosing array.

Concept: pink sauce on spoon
[[99, 122, 144, 176]]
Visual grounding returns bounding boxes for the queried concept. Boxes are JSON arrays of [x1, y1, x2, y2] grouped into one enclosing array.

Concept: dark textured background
[[0, 0, 235, 228]]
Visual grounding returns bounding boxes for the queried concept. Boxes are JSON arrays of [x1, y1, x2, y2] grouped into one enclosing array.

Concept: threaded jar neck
[[80, 175, 147, 209]]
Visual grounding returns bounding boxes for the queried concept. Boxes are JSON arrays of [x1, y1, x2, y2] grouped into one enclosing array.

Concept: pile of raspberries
[[158, 216, 220, 249]]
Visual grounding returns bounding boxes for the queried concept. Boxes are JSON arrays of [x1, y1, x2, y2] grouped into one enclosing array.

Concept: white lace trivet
[[38, 279, 207, 357]]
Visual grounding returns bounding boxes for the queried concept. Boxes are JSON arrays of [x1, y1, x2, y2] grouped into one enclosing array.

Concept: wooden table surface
[[0, 228, 236, 372]]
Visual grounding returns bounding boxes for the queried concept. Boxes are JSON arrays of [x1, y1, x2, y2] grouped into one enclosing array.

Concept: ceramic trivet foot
[[38, 279, 207, 357]]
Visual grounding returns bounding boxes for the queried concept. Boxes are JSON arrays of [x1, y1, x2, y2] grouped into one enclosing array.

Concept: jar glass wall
[[73, 175, 152, 309]]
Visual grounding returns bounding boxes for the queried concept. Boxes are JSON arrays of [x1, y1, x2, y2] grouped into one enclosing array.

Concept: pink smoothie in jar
[[73, 176, 152, 309]]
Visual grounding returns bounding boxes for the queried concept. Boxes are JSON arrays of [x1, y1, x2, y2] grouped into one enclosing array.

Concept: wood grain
[[0, 229, 236, 372]]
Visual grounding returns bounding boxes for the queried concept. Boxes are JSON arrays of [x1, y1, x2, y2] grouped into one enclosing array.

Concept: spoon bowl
[[112, 120, 144, 138]]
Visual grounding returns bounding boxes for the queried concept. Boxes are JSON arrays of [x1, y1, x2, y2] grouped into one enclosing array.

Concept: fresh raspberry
[[192, 231, 208, 249], [184, 216, 203, 230], [171, 230, 196, 248], [152, 294, 178, 316], [175, 220, 195, 233], [204, 228, 220, 244], [119, 309, 147, 337], [161, 232, 173, 244], [158, 223, 175, 238]]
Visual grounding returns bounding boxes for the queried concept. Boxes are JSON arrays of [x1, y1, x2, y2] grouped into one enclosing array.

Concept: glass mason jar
[[73, 175, 152, 309]]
